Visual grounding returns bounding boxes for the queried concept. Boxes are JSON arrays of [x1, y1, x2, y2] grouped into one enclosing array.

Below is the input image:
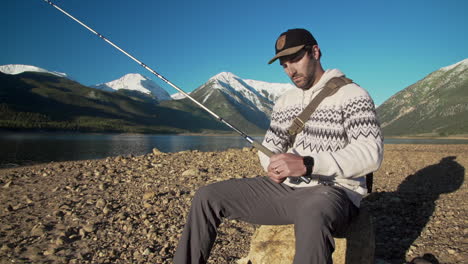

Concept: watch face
[[303, 156, 314, 166], [303, 156, 314, 176]]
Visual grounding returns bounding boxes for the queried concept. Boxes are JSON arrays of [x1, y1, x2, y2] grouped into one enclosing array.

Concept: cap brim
[[267, 45, 305, 64]]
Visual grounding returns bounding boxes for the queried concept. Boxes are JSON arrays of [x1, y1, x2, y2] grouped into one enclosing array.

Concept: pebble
[[83, 223, 95, 233], [0, 244, 11, 253], [30, 224, 45, 237], [447, 248, 456, 254], [56, 236, 66, 245], [143, 192, 156, 200], [96, 198, 106, 209], [43, 248, 55, 256], [103, 205, 111, 214], [3, 180, 12, 188], [153, 148, 163, 155], [181, 168, 200, 177]]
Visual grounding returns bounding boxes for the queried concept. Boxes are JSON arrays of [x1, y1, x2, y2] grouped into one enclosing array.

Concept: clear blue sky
[[2, 0, 467, 105]]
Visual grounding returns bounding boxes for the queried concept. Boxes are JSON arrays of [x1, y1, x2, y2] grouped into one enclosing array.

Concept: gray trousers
[[173, 176, 358, 264]]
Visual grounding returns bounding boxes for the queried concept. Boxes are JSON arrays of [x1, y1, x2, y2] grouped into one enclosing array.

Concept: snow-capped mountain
[[439, 58, 468, 72], [175, 71, 295, 132], [199, 72, 274, 114], [170, 73, 294, 103], [93, 73, 171, 101], [194, 72, 294, 113], [244, 79, 295, 103], [0, 64, 68, 78], [171, 72, 294, 104]]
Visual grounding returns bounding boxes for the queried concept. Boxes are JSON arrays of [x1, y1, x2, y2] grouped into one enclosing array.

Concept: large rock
[[238, 208, 375, 264]]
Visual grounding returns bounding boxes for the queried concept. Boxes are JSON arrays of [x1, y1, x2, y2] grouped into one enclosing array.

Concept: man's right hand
[[267, 153, 307, 184], [267, 166, 287, 183]]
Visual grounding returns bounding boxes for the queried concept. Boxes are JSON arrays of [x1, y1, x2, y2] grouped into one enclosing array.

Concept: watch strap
[[303, 156, 314, 176]]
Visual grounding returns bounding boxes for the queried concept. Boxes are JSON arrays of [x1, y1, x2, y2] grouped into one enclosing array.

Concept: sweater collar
[[305, 69, 345, 95]]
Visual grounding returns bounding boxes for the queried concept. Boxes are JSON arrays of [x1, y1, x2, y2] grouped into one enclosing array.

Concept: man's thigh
[[198, 176, 295, 225], [286, 185, 358, 235], [200, 179, 356, 229]]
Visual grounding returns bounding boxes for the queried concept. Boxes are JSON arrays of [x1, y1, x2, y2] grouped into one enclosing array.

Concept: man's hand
[[267, 153, 307, 184]]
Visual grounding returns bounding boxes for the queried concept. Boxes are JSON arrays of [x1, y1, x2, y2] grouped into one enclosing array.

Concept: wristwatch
[[303, 156, 314, 176]]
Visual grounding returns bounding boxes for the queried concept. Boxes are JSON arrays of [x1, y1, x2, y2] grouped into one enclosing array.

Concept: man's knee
[[294, 187, 350, 222], [193, 184, 217, 204]]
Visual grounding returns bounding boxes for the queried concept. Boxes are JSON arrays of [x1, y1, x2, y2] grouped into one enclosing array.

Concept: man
[[174, 28, 383, 264]]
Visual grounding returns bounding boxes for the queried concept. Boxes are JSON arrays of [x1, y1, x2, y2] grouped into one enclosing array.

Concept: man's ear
[[311, 45, 320, 60]]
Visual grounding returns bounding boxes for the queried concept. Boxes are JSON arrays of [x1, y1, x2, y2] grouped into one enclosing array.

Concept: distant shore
[[386, 135, 468, 140], [2, 128, 468, 139]]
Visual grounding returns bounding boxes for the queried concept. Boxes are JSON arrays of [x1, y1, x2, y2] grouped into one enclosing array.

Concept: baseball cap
[[268, 28, 318, 64]]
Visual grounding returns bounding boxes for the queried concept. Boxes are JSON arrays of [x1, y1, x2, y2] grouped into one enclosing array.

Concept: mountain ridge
[[377, 58, 468, 136], [3, 59, 467, 136], [0, 71, 230, 134], [160, 71, 294, 133], [92, 73, 171, 101], [0, 64, 69, 79], [0, 64, 295, 134]]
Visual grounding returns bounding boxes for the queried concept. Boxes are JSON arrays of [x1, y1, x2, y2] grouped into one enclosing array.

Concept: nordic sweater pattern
[[265, 96, 381, 152], [258, 69, 384, 207]]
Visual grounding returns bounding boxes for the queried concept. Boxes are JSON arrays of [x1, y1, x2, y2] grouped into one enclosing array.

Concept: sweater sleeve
[[310, 86, 384, 180], [258, 99, 292, 171]]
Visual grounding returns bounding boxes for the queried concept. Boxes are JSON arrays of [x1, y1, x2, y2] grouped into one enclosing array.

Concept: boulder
[[238, 208, 375, 264]]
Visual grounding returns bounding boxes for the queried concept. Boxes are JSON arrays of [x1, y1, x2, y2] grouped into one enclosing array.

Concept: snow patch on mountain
[[0, 64, 68, 78], [244, 78, 295, 103], [440, 58, 468, 72], [204, 72, 295, 104], [93, 73, 171, 101], [171, 92, 190, 100], [419, 58, 468, 93], [191, 71, 296, 116]]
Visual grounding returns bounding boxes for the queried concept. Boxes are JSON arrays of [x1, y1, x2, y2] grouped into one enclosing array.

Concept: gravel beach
[[0, 144, 466, 264]]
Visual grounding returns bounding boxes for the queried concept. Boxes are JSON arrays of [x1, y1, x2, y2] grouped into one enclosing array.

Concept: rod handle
[[251, 140, 274, 158], [251, 140, 311, 184]]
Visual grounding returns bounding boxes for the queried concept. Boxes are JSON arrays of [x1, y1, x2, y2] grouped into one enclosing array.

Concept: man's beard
[[292, 73, 315, 90]]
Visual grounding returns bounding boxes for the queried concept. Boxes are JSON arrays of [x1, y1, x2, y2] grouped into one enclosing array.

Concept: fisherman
[[174, 28, 383, 264]]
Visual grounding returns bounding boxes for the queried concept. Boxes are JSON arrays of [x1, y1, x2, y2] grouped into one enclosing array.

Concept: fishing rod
[[41, 0, 310, 183]]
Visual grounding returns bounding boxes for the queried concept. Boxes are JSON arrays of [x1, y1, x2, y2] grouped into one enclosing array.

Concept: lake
[[1, 132, 468, 164]]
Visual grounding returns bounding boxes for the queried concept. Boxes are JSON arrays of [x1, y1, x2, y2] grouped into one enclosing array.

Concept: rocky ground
[[0, 144, 466, 264]]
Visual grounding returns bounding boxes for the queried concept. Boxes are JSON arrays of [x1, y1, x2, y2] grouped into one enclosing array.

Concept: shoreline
[[2, 143, 468, 170], [386, 135, 468, 140], [2, 129, 467, 139]]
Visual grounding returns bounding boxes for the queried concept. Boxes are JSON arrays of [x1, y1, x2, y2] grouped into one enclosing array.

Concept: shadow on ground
[[364, 156, 465, 264]]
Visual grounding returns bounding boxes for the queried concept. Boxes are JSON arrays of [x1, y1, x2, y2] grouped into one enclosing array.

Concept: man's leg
[[173, 177, 294, 264], [290, 186, 358, 264]]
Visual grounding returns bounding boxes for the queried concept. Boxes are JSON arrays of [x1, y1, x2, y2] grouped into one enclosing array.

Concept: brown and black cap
[[268, 28, 318, 64]]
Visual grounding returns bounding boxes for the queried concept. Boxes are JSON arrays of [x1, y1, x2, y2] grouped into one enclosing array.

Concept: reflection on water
[[0, 132, 467, 163]]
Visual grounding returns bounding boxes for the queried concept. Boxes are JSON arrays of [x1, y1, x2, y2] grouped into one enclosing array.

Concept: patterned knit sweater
[[258, 69, 383, 207]]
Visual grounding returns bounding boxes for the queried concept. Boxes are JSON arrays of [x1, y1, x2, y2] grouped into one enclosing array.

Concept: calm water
[[0, 132, 264, 163], [1, 132, 467, 163]]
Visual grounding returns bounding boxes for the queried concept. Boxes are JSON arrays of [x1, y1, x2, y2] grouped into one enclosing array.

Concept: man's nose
[[285, 64, 296, 77]]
